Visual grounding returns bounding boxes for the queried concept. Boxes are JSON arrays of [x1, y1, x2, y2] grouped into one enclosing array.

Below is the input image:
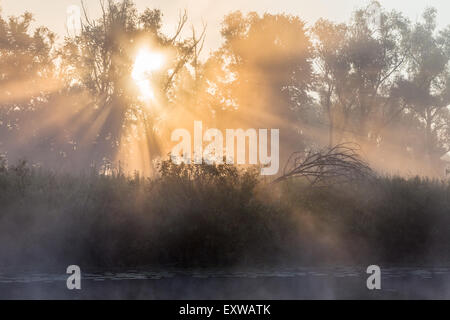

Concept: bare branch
[[170, 9, 188, 43], [164, 22, 207, 93], [274, 143, 374, 185], [80, 0, 95, 29]]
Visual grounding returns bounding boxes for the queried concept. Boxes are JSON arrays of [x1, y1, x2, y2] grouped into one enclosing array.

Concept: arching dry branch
[[274, 143, 374, 185]]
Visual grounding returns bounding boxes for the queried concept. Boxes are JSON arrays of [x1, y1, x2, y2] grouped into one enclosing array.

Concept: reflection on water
[[0, 267, 449, 299]]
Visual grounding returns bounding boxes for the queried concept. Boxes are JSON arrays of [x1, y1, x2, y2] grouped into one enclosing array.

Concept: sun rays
[[132, 48, 165, 102]]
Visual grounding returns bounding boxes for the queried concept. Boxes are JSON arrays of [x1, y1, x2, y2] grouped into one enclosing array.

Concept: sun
[[132, 48, 165, 101]]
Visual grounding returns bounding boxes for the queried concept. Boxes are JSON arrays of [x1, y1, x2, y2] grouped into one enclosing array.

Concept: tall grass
[[0, 159, 449, 270]]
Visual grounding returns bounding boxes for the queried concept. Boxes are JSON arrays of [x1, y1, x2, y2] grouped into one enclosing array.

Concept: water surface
[[1, 267, 449, 299]]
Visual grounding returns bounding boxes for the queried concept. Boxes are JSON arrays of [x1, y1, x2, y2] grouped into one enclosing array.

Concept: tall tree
[[204, 11, 314, 162], [313, 2, 409, 149], [394, 7, 450, 171], [59, 0, 205, 170], [0, 8, 59, 163]]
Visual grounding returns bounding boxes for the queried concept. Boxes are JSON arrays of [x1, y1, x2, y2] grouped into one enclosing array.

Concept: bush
[[0, 159, 449, 270]]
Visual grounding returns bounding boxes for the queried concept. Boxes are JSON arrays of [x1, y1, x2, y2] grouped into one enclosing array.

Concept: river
[[1, 267, 449, 299]]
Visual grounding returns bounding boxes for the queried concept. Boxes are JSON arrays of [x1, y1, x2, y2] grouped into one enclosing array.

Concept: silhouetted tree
[[59, 0, 205, 168], [393, 8, 450, 172]]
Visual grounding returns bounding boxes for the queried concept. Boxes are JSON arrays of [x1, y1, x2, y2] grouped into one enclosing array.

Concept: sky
[[1, 0, 450, 55]]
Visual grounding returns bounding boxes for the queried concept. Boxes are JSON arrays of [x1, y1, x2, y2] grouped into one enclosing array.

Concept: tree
[[59, 0, 206, 172], [394, 8, 450, 172], [0, 8, 60, 164], [313, 2, 409, 149], [204, 11, 314, 163]]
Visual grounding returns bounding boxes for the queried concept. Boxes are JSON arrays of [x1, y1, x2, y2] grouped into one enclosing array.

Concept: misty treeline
[[0, 0, 449, 176]]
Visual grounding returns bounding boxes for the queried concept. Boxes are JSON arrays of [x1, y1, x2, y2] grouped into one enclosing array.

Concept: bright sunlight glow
[[132, 48, 165, 101]]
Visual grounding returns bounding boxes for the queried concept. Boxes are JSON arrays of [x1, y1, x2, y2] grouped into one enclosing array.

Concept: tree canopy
[[0, 1, 449, 176]]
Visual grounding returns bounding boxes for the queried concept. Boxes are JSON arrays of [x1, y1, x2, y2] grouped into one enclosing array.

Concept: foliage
[[0, 160, 449, 269], [1, 1, 449, 175]]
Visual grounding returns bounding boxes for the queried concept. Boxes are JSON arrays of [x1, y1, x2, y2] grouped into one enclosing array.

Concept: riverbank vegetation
[[1, 159, 449, 270]]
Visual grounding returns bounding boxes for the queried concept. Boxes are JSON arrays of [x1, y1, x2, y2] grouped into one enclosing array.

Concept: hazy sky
[[1, 0, 450, 54]]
